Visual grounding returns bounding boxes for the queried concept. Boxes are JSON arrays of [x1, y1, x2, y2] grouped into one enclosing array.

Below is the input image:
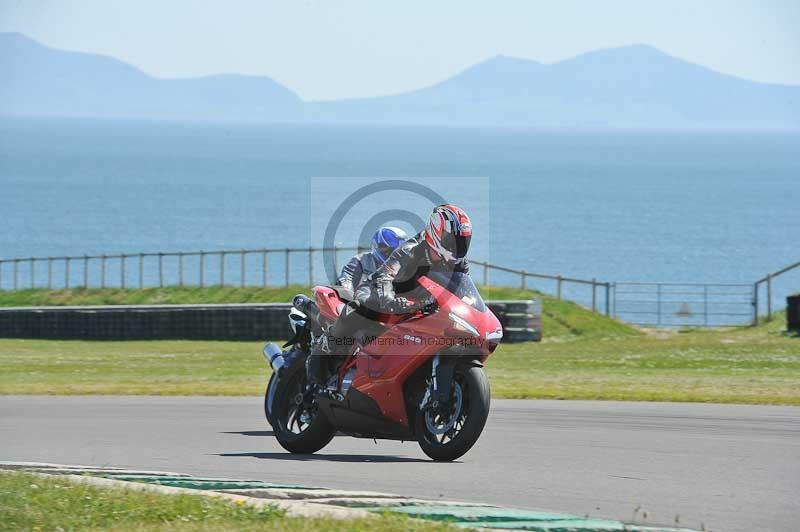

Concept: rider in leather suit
[[307, 205, 472, 385], [337, 227, 407, 293]]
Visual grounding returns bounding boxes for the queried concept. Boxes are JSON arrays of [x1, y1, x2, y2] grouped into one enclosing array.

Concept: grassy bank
[[0, 286, 309, 306], [0, 287, 796, 404], [0, 471, 447, 532]]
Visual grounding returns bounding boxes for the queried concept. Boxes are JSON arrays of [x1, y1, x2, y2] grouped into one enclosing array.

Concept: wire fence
[[1, 248, 796, 326], [612, 282, 755, 327], [753, 260, 800, 325], [0, 246, 611, 315]]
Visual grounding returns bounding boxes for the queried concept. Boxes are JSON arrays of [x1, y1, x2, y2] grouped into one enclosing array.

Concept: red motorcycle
[[262, 271, 502, 461]]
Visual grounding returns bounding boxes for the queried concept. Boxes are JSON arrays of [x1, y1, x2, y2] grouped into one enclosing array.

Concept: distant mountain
[[2, 32, 798, 127], [309, 46, 800, 127], [0, 32, 301, 121]]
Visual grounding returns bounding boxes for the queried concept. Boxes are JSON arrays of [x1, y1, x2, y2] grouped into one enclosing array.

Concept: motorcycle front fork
[[422, 354, 455, 410]]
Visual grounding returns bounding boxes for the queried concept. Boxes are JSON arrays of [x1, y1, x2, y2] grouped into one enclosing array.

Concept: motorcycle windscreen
[[425, 271, 487, 312]]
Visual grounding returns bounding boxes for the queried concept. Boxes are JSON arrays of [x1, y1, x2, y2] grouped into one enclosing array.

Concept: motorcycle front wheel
[[415, 365, 491, 462], [263, 373, 275, 427], [271, 362, 335, 454]]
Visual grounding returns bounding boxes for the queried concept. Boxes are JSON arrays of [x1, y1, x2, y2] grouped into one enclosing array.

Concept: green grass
[[490, 312, 799, 404], [0, 286, 309, 307], [0, 315, 796, 403], [0, 285, 558, 306], [0, 471, 449, 532], [0, 287, 796, 404]]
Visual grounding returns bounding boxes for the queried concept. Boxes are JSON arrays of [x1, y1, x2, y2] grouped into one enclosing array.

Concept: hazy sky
[[2, 0, 799, 100]]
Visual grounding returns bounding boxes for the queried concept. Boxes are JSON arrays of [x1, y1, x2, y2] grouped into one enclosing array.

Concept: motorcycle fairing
[[326, 274, 500, 427]]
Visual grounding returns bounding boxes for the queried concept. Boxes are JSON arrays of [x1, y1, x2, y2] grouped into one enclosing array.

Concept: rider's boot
[[305, 334, 348, 402], [305, 334, 328, 386]]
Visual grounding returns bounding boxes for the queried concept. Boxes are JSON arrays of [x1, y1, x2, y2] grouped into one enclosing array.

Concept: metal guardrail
[[754, 260, 800, 324], [0, 247, 361, 291], [612, 282, 754, 327], [0, 247, 611, 315], [2, 248, 794, 327]]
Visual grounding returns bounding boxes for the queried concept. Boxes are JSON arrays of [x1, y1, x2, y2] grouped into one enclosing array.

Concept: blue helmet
[[371, 226, 408, 263]]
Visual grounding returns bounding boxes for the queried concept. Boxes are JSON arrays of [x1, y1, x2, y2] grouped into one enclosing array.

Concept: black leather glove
[[388, 296, 411, 313]]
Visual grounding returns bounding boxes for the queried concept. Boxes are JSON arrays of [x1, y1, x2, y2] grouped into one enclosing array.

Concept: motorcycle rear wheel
[[415, 365, 491, 462], [271, 362, 335, 454]]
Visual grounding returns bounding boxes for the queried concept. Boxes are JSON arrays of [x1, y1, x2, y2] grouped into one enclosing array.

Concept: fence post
[[220, 252, 225, 286], [308, 248, 314, 286], [240, 250, 246, 288], [483, 262, 488, 286], [591, 278, 597, 312], [138, 254, 144, 289], [83, 255, 89, 288], [13, 259, 19, 290], [200, 251, 205, 288], [520, 270, 526, 290], [284, 248, 290, 288], [179, 252, 184, 287], [752, 282, 759, 326], [65, 257, 71, 289], [47, 258, 52, 289], [656, 284, 662, 326], [101, 255, 107, 289], [605, 283, 611, 316], [612, 282, 617, 316], [30, 258, 35, 288], [556, 276, 562, 299], [121, 254, 126, 289], [262, 250, 268, 287], [158, 253, 163, 287], [766, 273, 772, 321]]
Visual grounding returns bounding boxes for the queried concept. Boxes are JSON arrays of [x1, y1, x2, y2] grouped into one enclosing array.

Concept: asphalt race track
[[1, 396, 797, 532]]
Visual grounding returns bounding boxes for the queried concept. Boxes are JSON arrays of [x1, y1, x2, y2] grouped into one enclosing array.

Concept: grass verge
[[0, 471, 449, 531], [0, 314, 796, 403], [0, 287, 796, 404]]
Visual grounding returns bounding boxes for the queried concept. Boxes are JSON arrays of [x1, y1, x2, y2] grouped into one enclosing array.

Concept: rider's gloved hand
[[389, 297, 411, 314], [342, 299, 361, 317]]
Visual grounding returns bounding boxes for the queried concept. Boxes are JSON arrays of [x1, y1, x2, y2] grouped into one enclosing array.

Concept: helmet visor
[[375, 243, 395, 262], [440, 232, 471, 260]]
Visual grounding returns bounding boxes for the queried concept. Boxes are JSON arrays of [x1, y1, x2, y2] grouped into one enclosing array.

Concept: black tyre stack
[[487, 300, 542, 342], [0, 300, 542, 342], [787, 295, 800, 332]]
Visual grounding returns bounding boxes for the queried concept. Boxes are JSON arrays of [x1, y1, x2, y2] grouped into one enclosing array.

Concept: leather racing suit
[[307, 232, 470, 384], [337, 251, 381, 294]]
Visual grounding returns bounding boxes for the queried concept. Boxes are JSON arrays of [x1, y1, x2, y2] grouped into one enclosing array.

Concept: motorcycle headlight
[[486, 327, 503, 353], [448, 312, 479, 337], [288, 310, 306, 334]]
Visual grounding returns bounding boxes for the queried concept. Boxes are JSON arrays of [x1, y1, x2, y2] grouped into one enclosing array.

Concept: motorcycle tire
[[271, 362, 335, 454], [263, 373, 275, 427], [415, 365, 491, 462]]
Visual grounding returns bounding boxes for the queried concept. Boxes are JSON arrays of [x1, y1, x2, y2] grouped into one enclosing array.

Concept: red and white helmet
[[424, 204, 472, 264]]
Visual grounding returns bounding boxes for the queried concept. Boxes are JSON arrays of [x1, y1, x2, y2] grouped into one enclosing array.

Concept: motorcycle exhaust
[[263, 342, 286, 375]]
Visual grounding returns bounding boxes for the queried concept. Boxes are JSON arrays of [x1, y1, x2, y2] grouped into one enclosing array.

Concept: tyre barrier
[[788, 295, 800, 332], [0, 300, 541, 342]]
